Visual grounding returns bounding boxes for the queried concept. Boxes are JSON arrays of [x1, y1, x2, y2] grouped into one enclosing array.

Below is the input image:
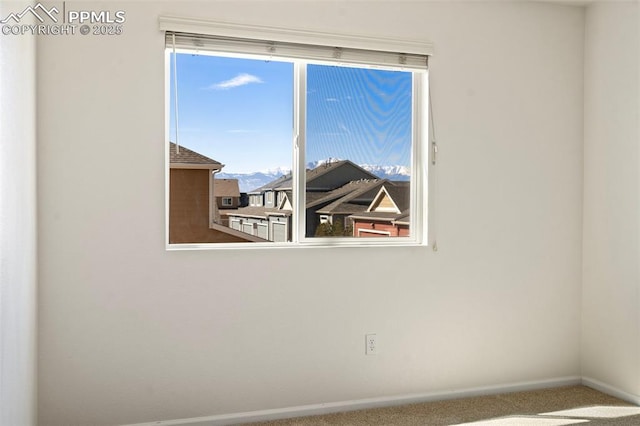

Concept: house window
[[249, 194, 263, 207], [164, 20, 431, 247]]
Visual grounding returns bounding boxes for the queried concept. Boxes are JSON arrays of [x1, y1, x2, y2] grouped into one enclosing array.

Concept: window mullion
[[422, 70, 434, 248], [292, 62, 307, 244]]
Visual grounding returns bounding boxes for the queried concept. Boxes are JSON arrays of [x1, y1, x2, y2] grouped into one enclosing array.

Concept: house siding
[[216, 197, 239, 209], [169, 169, 246, 243]]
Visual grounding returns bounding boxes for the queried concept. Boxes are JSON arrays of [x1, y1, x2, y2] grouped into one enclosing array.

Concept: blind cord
[[172, 33, 180, 155], [429, 86, 436, 149]]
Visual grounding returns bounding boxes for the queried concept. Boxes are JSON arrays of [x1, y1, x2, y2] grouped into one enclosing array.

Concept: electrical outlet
[[365, 333, 377, 355]]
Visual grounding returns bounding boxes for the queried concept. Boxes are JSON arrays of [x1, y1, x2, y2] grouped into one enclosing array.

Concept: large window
[[164, 22, 430, 248]]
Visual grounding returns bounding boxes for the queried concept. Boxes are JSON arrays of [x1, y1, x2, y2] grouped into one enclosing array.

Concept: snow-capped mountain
[[360, 164, 411, 181], [216, 171, 289, 193], [218, 160, 410, 193], [305, 159, 410, 181]]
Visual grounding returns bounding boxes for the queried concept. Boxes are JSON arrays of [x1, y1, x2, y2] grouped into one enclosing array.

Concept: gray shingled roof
[[348, 184, 411, 222], [169, 142, 222, 166], [247, 160, 379, 193], [378, 184, 410, 212], [315, 179, 388, 214], [393, 212, 410, 224], [248, 173, 292, 194], [214, 179, 240, 197]]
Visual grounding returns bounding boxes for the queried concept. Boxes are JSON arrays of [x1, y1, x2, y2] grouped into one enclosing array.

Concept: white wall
[[0, 1, 37, 424], [582, 1, 640, 400], [37, 2, 585, 425]]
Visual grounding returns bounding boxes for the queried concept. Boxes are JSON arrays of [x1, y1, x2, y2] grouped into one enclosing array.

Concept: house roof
[[349, 210, 411, 228], [305, 191, 329, 204], [348, 183, 411, 222], [306, 159, 367, 181], [247, 159, 379, 193], [393, 212, 410, 225], [315, 179, 388, 215], [277, 191, 294, 210], [350, 209, 409, 221], [214, 179, 240, 197], [221, 206, 292, 219], [378, 184, 410, 212], [305, 160, 379, 191], [248, 173, 292, 194], [169, 142, 222, 168]]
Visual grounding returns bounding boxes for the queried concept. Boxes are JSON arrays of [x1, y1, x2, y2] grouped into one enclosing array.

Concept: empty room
[[1, 0, 638, 425]]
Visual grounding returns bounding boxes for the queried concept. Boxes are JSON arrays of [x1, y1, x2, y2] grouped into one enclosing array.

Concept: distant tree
[[332, 219, 344, 236], [315, 222, 333, 237]]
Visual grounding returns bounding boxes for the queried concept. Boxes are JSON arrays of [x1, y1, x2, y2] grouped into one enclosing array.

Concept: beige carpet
[[241, 386, 640, 425]]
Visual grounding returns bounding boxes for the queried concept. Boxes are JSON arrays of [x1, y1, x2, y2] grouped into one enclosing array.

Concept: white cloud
[[209, 73, 263, 90]]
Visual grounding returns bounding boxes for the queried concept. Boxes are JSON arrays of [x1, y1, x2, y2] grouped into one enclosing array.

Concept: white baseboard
[[121, 376, 581, 426], [582, 376, 640, 405]]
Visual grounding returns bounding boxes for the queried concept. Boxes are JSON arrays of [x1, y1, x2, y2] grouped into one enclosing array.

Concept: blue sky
[[169, 53, 412, 174]]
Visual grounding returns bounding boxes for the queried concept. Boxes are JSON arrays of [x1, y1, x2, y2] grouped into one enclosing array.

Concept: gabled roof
[[306, 192, 329, 204], [315, 179, 388, 215], [214, 179, 240, 197], [247, 159, 380, 193], [306, 159, 377, 182], [169, 142, 223, 169], [306, 160, 379, 191], [366, 185, 410, 214], [248, 173, 292, 194], [277, 191, 293, 210], [348, 183, 411, 222]]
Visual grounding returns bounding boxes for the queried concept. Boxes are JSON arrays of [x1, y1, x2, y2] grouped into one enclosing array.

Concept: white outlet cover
[[366, 333, 377, 355]]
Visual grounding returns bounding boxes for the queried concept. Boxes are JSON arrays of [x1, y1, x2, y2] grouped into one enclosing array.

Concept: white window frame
[[221, 197, 233, 206], [162, 17, 433, 250]]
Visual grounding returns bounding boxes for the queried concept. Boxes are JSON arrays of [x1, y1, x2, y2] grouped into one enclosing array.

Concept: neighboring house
[[169, 143, 264, 243], [213, 178, 241, 226], [225, 207, 292, 242], [225, 172, 293, 242], [309, 179, 389, 236], [222, 160, 382, 241], [246, 173, 291, 208], [349, 183, 411, 237]]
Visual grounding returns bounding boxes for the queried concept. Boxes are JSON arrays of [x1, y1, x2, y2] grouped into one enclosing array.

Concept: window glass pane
[[169, 53, 293, 244], [305, 65, 412, 238]]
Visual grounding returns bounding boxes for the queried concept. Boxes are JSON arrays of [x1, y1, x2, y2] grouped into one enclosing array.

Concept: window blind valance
[[160, 17, 431, 71]]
